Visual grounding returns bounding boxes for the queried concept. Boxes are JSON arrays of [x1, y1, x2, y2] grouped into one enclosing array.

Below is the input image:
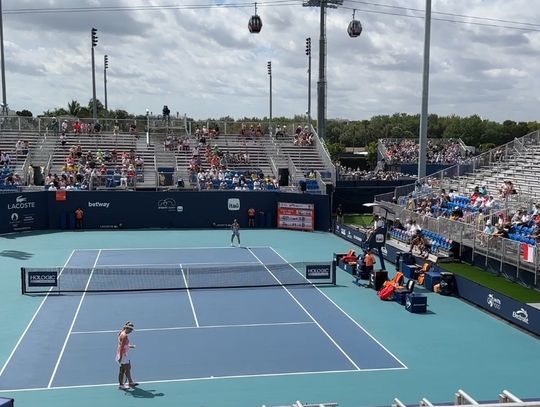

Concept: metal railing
[[373, 199, 539, 286], [310, 123, 336, 183]]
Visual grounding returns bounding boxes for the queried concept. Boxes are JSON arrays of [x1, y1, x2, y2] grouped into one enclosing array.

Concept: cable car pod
[[347, 20, 362, 38], [248, 14, 263, 34]]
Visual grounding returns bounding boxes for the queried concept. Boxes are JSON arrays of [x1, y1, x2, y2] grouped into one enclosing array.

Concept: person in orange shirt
[[364, 249, 376, 275], [247, 208, 256, 227], [75, 208, 84, 229]]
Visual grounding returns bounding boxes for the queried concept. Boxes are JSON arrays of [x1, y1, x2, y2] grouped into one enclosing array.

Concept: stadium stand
[[379, 137, 472, 165], [393, 389, 540, 407], [374, 130, 540, 286], [0, 117, 337, 194]]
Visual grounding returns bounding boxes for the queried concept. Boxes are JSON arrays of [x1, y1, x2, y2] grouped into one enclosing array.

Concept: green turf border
[[343, 214, 373, 227], [439, 262, 540, 303]]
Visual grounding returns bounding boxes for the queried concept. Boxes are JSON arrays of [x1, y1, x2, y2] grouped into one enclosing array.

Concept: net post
[[21, 267, 26, 294], [331, 259, 337, 285]]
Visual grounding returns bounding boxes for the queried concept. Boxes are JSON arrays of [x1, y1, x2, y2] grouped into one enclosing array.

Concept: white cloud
[[1, 0, 540, 122]]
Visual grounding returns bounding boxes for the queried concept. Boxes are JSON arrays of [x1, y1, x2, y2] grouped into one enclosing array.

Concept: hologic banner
[[454, 275, 540, 336], [306, 264, 331, 280], [27, 271, 58, 287]]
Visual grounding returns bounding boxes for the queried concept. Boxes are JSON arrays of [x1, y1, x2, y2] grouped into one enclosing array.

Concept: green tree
[[67, 100, 81, 116], [16, 109, 33, 117], [87, 98, 105, 115], [112, 109, 131, 119], [326, 142, 344, 161]]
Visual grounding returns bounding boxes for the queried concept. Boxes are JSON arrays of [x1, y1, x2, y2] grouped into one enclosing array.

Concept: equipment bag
[[378, 284, 395, 301]]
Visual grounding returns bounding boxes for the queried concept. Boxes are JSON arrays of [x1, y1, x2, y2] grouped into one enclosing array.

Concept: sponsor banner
[[55, 191, 66, 201], [334, 223, 386, 248], [277, 202, 314, 231], [306, 264, 331, 280], [5, 193, 45, 233], [228, 198, 240, 211], [88, 202, 110, 208], [334, 224, 366, 246], [454, 275, 540, 336], [157, 198, 182, 212], [28, 271, 58, 287]]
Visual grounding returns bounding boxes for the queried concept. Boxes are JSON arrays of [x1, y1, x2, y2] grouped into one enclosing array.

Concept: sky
[[1, 0, 540, 122]]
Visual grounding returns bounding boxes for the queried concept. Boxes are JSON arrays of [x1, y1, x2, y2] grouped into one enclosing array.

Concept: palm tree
[[67, 100, 81, 116]]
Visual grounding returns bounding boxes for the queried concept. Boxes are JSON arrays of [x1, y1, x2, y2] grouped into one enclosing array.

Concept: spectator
[[50, 117, 59, 136], [336, 204, 344, 224], [129, 123, 137, 136], [15, 140, 23, 155], [162, 105, 170, 122], [135, 156, 144, 170]]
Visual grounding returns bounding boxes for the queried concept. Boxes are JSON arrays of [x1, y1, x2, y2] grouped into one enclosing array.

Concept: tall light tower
[[267, 61, 272, 136], [305, 37, 312, 127], [91, 28, 98, 122], [0, 0, 8, 115], [418, 0, 432, 180], [104, 54, 109, 112], [302, 0, 343, 141]]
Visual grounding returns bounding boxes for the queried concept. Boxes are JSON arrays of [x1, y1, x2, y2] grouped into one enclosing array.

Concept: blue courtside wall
[[41, 191, 330, 231], [454, 275, 540, 336]]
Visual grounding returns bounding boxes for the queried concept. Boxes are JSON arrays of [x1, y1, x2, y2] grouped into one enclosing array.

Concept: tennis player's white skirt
[[118, 356, 130, 365]]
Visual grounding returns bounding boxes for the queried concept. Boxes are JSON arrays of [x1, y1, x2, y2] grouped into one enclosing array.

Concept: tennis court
[[0, 246, 404, 391], [0, 229, 539, 407]]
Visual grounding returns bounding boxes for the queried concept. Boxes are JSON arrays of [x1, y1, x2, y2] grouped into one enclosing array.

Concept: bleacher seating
[[390, 228, 452, 254]]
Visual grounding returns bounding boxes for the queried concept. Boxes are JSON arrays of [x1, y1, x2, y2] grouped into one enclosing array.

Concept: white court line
[[180, 264, 199, 327], [47, 250, 102, 388], [269, 247, 408, 370], [71, 321, 315, 335], [0, 366, 379, 393], [0, 250, 77, 379], [74, 246, 272, 252], [91, 261, 260, 267], [247, 248, 361, 371]]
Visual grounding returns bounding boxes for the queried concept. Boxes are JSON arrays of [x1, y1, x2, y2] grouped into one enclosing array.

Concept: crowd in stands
[[476, 205, 540, 246], [393, 175, 540, 251], [240, 123, 263, 139], [274, 125, 314, 146], [179, 127, 275, 191], [50, 117, 138, 139], [197, 168, 279, 191], [293, 125, 313, 146], [0, 140, 31, 187], [47, 145, 144, 190], [382, 138, 473, 164], [338, 167, 413, 181]]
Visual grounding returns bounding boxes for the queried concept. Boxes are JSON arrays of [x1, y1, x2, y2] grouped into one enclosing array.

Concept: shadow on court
[[0, 250, 33, 260], [123, 387, 165, 398]]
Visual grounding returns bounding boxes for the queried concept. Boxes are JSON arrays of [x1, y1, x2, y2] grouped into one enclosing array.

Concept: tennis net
[[21, 261, 336, 294]]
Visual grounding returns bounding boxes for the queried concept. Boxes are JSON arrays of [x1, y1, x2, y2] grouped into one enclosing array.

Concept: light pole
[[146, 108, 150, 146], [418, 0, 432, 180], [267, 61, 272, 136], [91, 28, 98, 122], [104, 54, 109, 112], [302, 0, 343, 141], [0, 0, 8, 115], [305, 37, 312, 128]]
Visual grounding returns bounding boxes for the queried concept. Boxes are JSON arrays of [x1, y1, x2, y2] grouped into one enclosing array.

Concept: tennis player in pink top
[[117, 321, 138, 390]]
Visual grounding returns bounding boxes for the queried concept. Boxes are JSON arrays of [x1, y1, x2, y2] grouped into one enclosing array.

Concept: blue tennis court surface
[[0, 246, 404, 391]]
